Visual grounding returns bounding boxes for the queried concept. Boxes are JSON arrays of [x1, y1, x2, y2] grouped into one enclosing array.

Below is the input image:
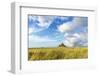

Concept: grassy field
[[28, 47, 88, 61]]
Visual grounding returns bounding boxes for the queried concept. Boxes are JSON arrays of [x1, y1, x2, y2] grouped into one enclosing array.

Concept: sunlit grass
[[28, 47, 88, 61]]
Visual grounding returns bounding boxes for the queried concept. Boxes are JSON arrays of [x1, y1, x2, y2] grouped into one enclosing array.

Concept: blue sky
[[28, 15, 88, 48]]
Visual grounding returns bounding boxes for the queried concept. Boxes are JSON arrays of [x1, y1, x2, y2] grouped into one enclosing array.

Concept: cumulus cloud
[[58, 17, 87, 33], [28, 16, 45, 33], [64, 40, 74, 47], [28, 16, 56, 33], [63, 32, 88, 47], [64, 33, 79, 47], [37, 16, 54, 28], [58, 22, 73, 33]]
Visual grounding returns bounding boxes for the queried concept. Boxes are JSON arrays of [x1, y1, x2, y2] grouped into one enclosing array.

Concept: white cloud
[[29, 34, 57, 42], [58, 22, 73, 33], [38, 16, 47, 27], [63, 33, 79, 47], [29, 16, 37, 21], [28, 16, 55, 34], [63, 32, 88, 47], [29, 27, 45, 34], [56, 16, 70, 21], [37, 16, 54, 28], [67, 37, 78, 43], [73, 33, 80, 38], [58, 17, 87, 33], [79, 32, 87, 40], [28, 16, 46, 33], [64, 40, 74, 47], [29, 28, 34, 34], [69, 17, 87, 28]]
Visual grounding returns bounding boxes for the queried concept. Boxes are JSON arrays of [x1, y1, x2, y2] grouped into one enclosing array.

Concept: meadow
[[28, 47, 88, 61]]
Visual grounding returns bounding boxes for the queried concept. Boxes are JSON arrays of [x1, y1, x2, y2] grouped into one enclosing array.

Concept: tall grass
[[28, 47, 88, 61]]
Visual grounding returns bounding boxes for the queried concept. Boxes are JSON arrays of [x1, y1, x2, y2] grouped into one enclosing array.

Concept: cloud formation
[[37, 16, 54, 28], [58, 17, 87, 33], [28, 15, 56, 33], [58, 22, 72, 33], [28, 15, 88, 48], [64, 32, 87, 47]]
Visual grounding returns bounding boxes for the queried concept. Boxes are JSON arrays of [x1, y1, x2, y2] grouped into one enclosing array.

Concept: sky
[[28, 15, 88, 48]]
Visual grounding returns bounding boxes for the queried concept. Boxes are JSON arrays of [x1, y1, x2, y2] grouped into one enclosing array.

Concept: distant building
[[59, 43, 66, 47]]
